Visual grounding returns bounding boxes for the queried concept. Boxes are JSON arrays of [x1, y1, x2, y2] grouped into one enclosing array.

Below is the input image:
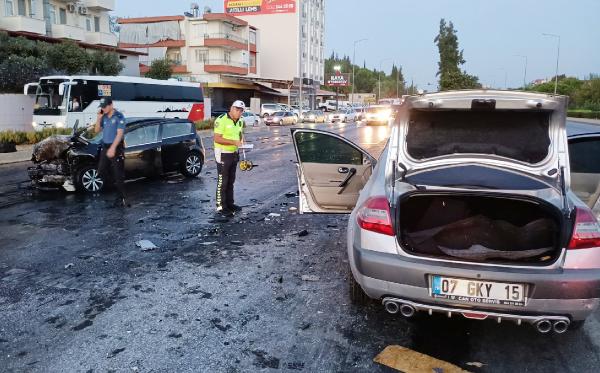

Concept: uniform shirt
[[213, 113, 244, 153], [101, 110, 126, 144]]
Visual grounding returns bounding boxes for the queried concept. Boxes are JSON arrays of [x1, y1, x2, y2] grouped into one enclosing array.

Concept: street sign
[[224, 0, 296, 15], [326, 72, 350, 87]]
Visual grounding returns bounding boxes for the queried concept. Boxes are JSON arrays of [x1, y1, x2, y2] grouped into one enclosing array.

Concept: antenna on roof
[[190, 3, 200, 18], [204, 6, 212, 14]]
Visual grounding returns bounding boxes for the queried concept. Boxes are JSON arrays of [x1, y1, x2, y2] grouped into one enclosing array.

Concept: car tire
[[75, 164, 104, 193], [181, 151, 203, 178], [348, 266, 371, 305]]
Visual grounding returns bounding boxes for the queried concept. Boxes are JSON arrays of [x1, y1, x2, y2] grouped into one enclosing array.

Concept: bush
[[194, 119, 214, 131], [90, 50, 124, 75], [0, 55, 52, 93], [568, 110, 600, 119], [145, 58, 172, 80], [46, 41, 91, 75], [0, 128, 72, 145]]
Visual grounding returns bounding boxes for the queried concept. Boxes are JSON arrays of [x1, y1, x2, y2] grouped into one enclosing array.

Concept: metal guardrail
[[203, 33, 248, 45]]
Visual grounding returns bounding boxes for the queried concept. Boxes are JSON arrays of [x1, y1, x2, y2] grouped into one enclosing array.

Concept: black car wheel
[[181, 151, 203, 178], [76, 164, 104, 193], [348, 265, 371, 305]]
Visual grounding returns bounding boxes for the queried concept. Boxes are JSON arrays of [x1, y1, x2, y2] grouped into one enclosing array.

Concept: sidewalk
[[0, 144, 33, 165]]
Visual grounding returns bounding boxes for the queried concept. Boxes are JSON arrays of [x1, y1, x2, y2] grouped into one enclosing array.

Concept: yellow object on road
[[374, 345, 470, 373]]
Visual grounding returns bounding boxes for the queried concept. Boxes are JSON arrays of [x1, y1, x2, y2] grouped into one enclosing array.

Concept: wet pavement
[[1, 121, 600, 372]]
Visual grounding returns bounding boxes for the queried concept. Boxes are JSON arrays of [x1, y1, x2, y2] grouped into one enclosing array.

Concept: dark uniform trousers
[[216, 152, 239, 210], [98, 142, 126, 198]]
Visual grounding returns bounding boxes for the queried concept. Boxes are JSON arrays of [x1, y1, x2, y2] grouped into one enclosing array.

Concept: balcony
[[52, 24, 86, 42], [203, 33, 248, 50], [0, 16, 46, 35], [204, 60, 248, 75], [85, 31, 117, 46], [84, 0, 115, 11], [140, 61, 188, 75]]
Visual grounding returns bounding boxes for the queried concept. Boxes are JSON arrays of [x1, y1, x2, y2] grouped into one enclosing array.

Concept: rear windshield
[[406, 110, 551, 164], [264, 104, 278, 109]]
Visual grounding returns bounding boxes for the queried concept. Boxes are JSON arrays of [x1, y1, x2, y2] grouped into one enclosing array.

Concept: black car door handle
[[337, 168, 356, 194], [338, 167, 349, 174]]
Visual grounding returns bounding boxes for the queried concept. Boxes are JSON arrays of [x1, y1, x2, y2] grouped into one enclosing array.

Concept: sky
[[115, 0, 600, 89]]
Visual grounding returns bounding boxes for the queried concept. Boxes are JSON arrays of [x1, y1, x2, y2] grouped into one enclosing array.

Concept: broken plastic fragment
[[136, 240, 157, 251], [374, 345, 470, 373]]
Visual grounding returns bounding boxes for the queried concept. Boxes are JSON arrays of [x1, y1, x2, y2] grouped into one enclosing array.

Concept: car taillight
[[568, 207, 600, 249], [356, 196, 394, 236]]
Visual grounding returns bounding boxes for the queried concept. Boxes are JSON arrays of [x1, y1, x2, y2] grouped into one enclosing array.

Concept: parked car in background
[[264, 111, 298, 126], [365, 105, 393, 125], [328, 108, 357, 123], [302, 110, 327, 123], [292, 105, 310, 118], [261, 103, 283, 118], [242, 111, 261, 127], [291, 90, 600, 333], [28, 118, 204, 192]]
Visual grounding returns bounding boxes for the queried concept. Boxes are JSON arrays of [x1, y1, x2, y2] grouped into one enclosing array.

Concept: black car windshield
[[33, 81, 67, 115]]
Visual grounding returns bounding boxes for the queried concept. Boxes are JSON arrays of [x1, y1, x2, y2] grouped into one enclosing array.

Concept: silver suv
[[292, 90, 600, 334]]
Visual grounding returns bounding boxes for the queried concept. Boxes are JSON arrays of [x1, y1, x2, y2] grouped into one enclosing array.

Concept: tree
[[90, 50, 124, 75], [0, 55, 51, 93], [434, 19, 481, 90], [145, 58, 172, 80], [46, 41, 91, 74]]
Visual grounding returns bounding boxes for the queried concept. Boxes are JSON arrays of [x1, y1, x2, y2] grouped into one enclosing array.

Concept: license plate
[[431, 275, 526, 306]]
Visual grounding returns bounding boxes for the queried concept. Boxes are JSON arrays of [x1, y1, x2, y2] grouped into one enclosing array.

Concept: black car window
[[162, 121, 192, 139], [125, 124, 160, 147], [295, 132, 363, 165], [569, 137, 600, 173]]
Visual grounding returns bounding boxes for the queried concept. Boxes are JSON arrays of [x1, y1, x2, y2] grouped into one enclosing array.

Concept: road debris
[[288, 207, 298, 212], [268, 213, 281, 218], [297, 230, 309, 237], [374, 345, 470, 373], [466, 362, 485, 368], [64, 263, 74, 269], [301, 275, 320, 282], [136, 240, 157, 251]]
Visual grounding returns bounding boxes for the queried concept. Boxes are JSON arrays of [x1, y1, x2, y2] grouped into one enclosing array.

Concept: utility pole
[[514, 54, 528, 89], [351, 38, 367, 105], [543, 33, 561, 95]]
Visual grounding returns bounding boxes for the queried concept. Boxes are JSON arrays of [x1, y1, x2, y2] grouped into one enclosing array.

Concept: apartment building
[[1, 0, 116, 46], [118, 13, 260, 84], [225, 0, 325, 84]]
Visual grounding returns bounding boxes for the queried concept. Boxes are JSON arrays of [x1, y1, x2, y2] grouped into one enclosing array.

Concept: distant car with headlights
[[329, 108, 357, 123], [302, 110, 327, 123], [264, 111, 298, 126], [365, 105, 392, 125]]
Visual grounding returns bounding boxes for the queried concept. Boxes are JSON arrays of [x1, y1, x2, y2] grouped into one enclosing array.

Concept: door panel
[[292, 129, 375, 213], [124, 124, 161, 178], [568, 135, 600, 209]]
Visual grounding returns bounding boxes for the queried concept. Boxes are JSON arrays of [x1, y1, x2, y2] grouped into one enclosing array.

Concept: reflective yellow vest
[[214, 113, 244, 152]]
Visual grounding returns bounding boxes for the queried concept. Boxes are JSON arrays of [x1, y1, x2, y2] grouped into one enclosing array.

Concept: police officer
[[94, 97, 128, 207], [214, 100, 246, 217]]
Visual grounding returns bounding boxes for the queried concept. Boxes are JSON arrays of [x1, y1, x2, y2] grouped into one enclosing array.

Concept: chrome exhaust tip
[[400, 304, 416, 318], [553, 320, 569, 334], [536, 320, 553, 333], [384, 301, 399, 314]]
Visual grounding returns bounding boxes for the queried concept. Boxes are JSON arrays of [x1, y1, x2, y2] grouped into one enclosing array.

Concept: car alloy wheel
[[183, 152, 202, 177], [82, 168, 104, 192]]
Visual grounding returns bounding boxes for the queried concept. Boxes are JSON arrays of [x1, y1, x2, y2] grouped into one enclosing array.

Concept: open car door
[[291, 129, 376, 213], [568, 133, 600, 214]]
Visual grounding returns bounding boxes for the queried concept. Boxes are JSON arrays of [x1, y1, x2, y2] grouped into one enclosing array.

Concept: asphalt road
[[1, 120, 600, 372]]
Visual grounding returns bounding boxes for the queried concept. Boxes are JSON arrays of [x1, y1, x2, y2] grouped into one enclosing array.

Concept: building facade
[[118, 13, 259, 84], [225, 0, 325, 84], [0, 0, 117, 46]]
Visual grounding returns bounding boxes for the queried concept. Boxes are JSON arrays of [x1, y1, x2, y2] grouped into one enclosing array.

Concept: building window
[[250, 53, 256, 68], [195, 49, 208, 64], [5, 0, 14, 16], [86, 16, 92, 31], [224, 50, 231, 64], [94, 16, 100, 32], [249, 29, 256, 44], [17, 0, 26, 16], [48, 4, 56, 24], [58, 7, 66, 24]]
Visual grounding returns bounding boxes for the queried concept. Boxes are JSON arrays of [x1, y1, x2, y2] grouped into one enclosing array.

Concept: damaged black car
[[28, 118, 205, 192]]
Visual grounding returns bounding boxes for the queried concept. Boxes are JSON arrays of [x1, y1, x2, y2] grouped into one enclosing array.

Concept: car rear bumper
[[351, 245, 600, 320]]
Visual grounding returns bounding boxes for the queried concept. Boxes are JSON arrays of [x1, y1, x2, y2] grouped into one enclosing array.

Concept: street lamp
[[378, 58, 392, 101], [351, 38, 367, 105], [514, 54, 528, 89], [334, 65, 341, 110], [542, 33, 561, 95]]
